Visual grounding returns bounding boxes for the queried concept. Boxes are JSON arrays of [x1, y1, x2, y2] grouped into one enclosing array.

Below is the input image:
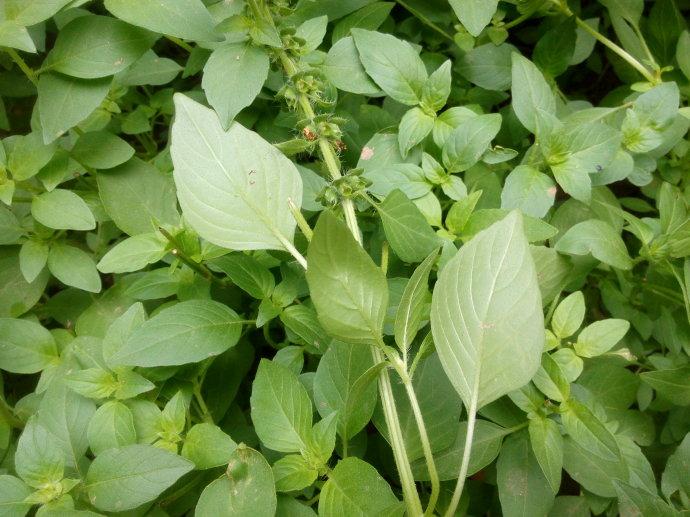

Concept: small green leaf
[[32, 189, 95, 231], [87, 401, 137, 455], [511, 53, 556, 134], [0, 475, 32, 517], [48, 242, 102, 293], [85, 444, 193, 512], [398, 107, 435, 157], [272, 455, 318, 492], [182, 423, 237, 469], [322, 36, 382, 96], [19, 240, 49, 283], [71, 131, 134, 170], [250, 359, 313, 453], [554, 219, 632, 270], [15, 419, 64, 488], [574, 319, 630, 357], [551, 291, 585, 340], [449, 0, 499, 37], [528, 416, 563, 493], [500, 165, 556, 219], [561, 399, 621, 461], [97, 233, 167, 274], [442, 113, 502, 173], [195, 446, 276, 517]]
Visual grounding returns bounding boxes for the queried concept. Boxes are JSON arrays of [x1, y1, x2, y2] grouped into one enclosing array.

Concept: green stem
[[503, 10, 534, 30], [193, 385, 213, 424], [402, 377, 439, 516], [395, 0, 455, 43], [288, 197, 313, 242], [444, 396, 477, 517], [570, 15, 657, 84], [664, 260, 690, 320], [165, 35, 194, 53], [373, 347, 423, 515], [5, 48, 38, 86], [631, 23, 658, 72], [158, 228, 229, 287]]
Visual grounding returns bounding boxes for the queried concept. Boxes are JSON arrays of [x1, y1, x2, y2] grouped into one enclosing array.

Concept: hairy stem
[[445, 395, 477, 517], [374, 348, 424, 515], [402, 377, 440, 516], [5, 48, 38, 86]]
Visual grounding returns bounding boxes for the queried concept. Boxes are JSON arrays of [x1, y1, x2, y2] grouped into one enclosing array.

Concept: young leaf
[[574, 319, 630, 357], [85, 444, 193, 512], [96, 233, 167, 274], [273, 455, 318, 492], [202, 44, 270, 130], [306, 211, 388, 345], [351, 29, 428, 105], [398, 107, 435, 157], [442, 113, 502, 173], [87, 401, 137, 455], [181, 423, 237, 469], [500, 165, 556, 219], [195, 446, 276, 517], [171, 94, 303, 251], [31, 189, 95, 231], [48, 243, 102, 293], [110, 300, 243, 367], [430, 211, 544, 410], [551, 291, 585, 340], [250, 359, 313, 453], [554, 219, 632, 270], [71, 131, 134, 169]]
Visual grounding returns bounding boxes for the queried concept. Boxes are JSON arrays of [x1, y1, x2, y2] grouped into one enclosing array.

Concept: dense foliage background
[[1, 0, 690, 515]]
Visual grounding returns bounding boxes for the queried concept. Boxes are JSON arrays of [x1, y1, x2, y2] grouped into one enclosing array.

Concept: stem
[[165, 35, 194, 53], [570, 15, 657, 84], [395, 0, 455, 43], [193, 385, 213, 424], [288, 197, 313, 242], [276, 231, 308, 270], [5, 48, 38, 86], [158, 228, 229, 287], [402, 377, 439, 516], [503, 11, 533, 30], [631, 23, 658, 72], [372, 347, 423, 515], [444, 396, 477, 517]]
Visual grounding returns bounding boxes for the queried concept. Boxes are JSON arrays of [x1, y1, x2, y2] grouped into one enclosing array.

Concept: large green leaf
[[105, 0, 218, 41], [45, 15, 156, 79], [171, 94, 303, 251], [430, 211, 544, 409], [306, 211, 388, 345], [110, 300, 243, 366], [85, 444, 193, 512]]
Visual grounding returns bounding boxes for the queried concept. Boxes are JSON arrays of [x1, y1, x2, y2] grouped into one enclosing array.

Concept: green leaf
[[48, 242, 102, 293], [250, 359, 313, 453], [532, 352, 570, 402], [181, 423, 237, 469], [561, 399, 621, 461], [0, 475, 32, 517], [574, 319, 630, 357], [533, 19, 576, 77], [640, 366, 690, 405], [528, 416, 563, 493], [351, 28, 427, 105], [458, 43, 516, 91], [398, 107, 435, 157], [665, 433, 690, 498], [38, 73, 111, 144], [322, 36, 382, 96], [8, 132, 56, 181], [171, 94, 302, 251], [313, 341, 377, 440], [105, 0, 218, 41], [306, 211, 388, 345], [32, 189, 95, 231], [394, 250, 437, 352], [0, 207, 23, 245], [202, 43, 269, 130], [319, 457, 402, 516], [19, 240, 49, 283], [97, 233, 167, 274], [45, 15, 156, 79], [331, 2, 394, 42], [551, 291, 585, 340], [71, 131, 134, 170], [85, 444, 193, 512], [66, 367, 118, 399], [500, 165, 556, 219], [599, 0, 643, 26], [421, 60, 452, 112], [554, 219, 632, 270], [3, 0, 72, 26], [15, 419, 64, 488], [676, 31, 690, 81], [0, 318, 57, 374], [195, 446, 276, 517], [511, 53, 556, 134], [273, 455, 318, 492], [211, 254, 275, 299], [118, 49, 182, 86], [449, 0, 499, 37], [431, 211, 544, 409], [497, 431, 555, 517], [97, 157, 179, 236], [442, 113, 502, 173], [87, 401, 137, 455], [110, 300, 243, 367], [378, 190, 440, 263], [0, 20, 35, 53]]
